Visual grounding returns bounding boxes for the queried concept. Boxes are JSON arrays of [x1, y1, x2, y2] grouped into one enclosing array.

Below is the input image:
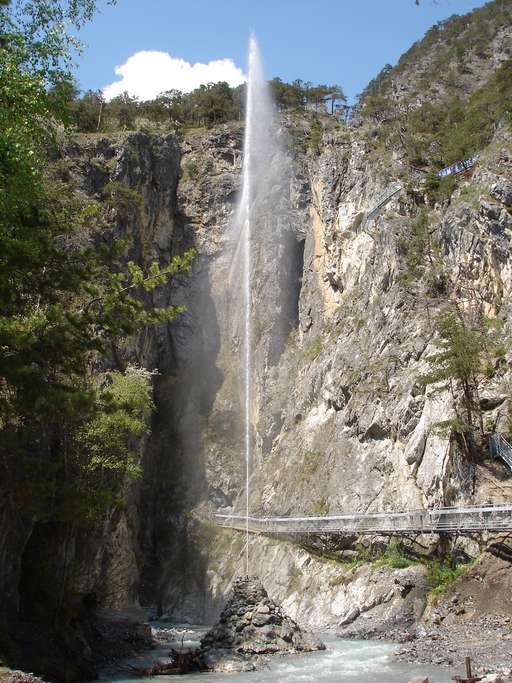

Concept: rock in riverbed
[[0, 670, 46, 683], [198, 576, 325, 672]]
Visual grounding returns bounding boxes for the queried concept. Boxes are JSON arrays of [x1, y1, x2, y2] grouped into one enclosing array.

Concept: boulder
[[490, 178, 512, 206], [197, 576, 324, 671]]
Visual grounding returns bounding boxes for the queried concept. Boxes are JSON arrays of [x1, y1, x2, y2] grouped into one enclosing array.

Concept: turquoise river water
[[107, 629, 453, 683]]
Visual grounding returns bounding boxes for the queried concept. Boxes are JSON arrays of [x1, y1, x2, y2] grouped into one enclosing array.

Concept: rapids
[[107, 630, 452, 683]]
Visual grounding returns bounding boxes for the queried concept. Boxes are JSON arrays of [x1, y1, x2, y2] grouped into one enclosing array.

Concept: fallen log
[[135, 662, 183, 677], [135, 650, 195, 676]]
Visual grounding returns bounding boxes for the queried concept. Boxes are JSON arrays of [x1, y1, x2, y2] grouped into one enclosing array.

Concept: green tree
[[109, 90, 138, 129], [421, 307, 505, 456], [270, 77, 305, 111], [269, 76, 288, 110], [325, 84, 346, 114], [72, 366, 155, 519], [47, 74, 80, 120], [0, 0, 115, 86], [399, 209, 445, 292], [151, 88, 184, 123], [71, 88, 104, 131], [0, 0, 193, 542]]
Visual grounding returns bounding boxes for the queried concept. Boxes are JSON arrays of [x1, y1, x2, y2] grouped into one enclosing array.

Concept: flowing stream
[[108, 629, 452, 683]]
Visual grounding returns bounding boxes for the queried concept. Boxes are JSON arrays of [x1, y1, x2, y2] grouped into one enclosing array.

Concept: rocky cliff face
[[4, 113, 512, 663], [154, 105, 512, 624], [59, 101, 512, 633], [3, 14, 512, 678]]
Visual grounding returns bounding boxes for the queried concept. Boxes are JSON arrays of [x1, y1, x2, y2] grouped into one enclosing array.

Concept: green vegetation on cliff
[[361, 0, 512, 104], [427, 557, 474, 600], [421, 308, 505, 457], [363, 58, 512, 172], [359, 0, 512, 172], [60, 74, 346, 133], [0, 0, 192, 594], [404, 60, 512, 169]]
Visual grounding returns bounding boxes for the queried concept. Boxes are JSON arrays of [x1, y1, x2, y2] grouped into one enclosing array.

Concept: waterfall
[[235, 35, 274, 575], [226, 34, 294, 575]]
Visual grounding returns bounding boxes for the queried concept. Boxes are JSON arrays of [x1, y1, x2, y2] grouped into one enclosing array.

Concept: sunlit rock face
[[42, 115, 512, 639], [7, 16, 511, 652], [161, 116, 512, 629], [197, 576, 324, 672]]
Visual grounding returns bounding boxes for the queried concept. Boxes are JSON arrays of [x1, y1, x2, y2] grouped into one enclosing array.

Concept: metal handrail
[[436, 154, 478, 178], [362, 184, 402, 229], [490, 433, 512, 472], [215, 503, 512, 535], [360, 154, 478, 232]]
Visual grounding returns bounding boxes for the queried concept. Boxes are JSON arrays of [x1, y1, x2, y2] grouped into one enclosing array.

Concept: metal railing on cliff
[[436, 154, 479, 178], [361, 183, 403, 229], [360, 154, 478, 229], [490, 432, 512, 472]]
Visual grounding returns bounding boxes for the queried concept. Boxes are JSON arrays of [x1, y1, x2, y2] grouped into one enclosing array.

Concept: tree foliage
[[360, 59, 512, 172], [0, 0, 115, 84], [72, 366, 154, 520], [403, 61, 512, 169], [420, 307, 505, 456], [65, 78, 347, 133], [398, 209, 445, 294], [0, 0, 193, 538]]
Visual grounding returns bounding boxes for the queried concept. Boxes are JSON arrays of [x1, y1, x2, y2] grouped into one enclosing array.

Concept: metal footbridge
[[436, 154, 478, 178], [362, 183, 402, 229], [216, 504, 512, 536], [361, 155, 478, 229]]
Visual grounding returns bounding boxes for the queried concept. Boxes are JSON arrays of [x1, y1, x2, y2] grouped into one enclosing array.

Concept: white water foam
[[109, 634, 453, 683]]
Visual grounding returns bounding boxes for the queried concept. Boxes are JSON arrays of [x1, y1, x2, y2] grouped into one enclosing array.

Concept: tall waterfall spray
[[241, 43, 253, 578], [224, 34, 298, 577], [237, 35, 274, 575]]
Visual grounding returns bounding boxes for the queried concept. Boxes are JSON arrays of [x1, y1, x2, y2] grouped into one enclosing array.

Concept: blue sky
[[75, 0, 488, 102]]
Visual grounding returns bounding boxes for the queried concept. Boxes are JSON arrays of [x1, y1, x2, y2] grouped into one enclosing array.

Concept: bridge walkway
[[361, 154, 478, 229], [362, 183, 402, 229], [216, 504, 512, 536]]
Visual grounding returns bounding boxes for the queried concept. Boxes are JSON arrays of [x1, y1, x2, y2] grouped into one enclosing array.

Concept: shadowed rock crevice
[[287, 237, 306, 332]]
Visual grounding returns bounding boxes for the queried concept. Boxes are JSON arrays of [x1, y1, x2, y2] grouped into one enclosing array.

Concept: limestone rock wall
[[59, 118, 512, 632], [5, 116, 512, 642], [158, 117, 512, 627]]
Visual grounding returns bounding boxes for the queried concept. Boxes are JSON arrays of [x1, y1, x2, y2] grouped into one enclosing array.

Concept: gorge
[[1, 1, 512, 681]]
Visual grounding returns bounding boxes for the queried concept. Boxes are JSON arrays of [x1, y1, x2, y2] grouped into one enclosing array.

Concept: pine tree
[[420, 307, 505, 457], [0, 0, 193, 531]]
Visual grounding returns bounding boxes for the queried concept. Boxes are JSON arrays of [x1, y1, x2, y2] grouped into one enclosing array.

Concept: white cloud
[[102, 50, 246, 101]]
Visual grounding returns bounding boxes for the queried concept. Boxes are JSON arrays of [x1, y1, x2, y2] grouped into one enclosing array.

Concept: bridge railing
[[216, 504, 512, 536], [436, 154, 478, 178], [362, 184, 402, 229], [361, 154, 479, 232], [490, 433, 512, 472]]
